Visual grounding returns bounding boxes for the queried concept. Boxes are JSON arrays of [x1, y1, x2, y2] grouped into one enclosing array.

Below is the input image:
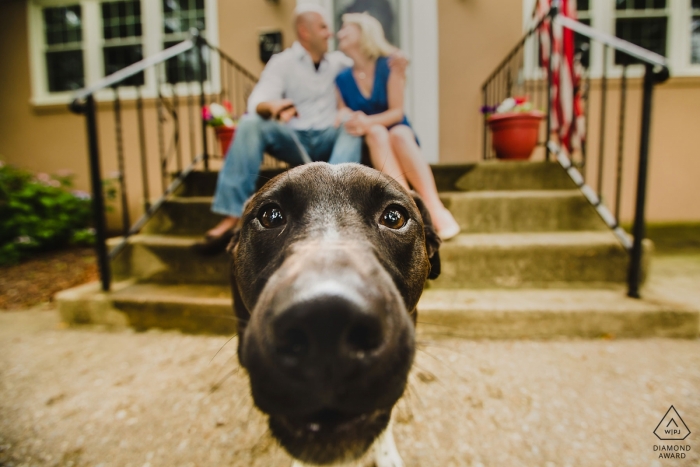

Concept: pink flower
[[202, 107, 213, 121], [222, 100, 233, 114]]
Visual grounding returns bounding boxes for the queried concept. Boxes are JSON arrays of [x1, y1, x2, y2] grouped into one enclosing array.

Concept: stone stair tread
[[443, 231, 624, 248], [111, 283, 231, 305], [121, 234, 202, 247], [417, 288, 698, 338], [167, 196, 213, 203], [419, 288, 669, 313], [57, 282, 698, 338], [441, 189, 583, 200]]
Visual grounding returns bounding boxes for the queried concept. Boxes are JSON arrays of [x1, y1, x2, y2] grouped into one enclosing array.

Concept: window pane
[[617, 0, 667, 9], [46, 50, 84, 92], [102, 0, 142, 40], [694, 0, 700, 9], [164, 41, 208, 83], [163, 0, 206, 34], [43, 5, 82, 46], [576, 0, 589, 11], [693, 17, 700, 64], [334, 0, 401, 47], [104, 45, 144, 85], [615, 17, 667, 64], [575, 18, 591, 68]]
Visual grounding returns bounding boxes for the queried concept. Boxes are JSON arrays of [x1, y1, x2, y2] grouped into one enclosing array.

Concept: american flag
[[536, 0, 585, 152]]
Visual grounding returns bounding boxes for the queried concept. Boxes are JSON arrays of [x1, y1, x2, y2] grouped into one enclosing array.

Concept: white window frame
[[27, 0, 220, 106], [522, 0, 700, 79]]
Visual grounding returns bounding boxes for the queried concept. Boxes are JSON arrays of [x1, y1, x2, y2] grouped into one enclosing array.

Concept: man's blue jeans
[[212, 114, 362, 218]]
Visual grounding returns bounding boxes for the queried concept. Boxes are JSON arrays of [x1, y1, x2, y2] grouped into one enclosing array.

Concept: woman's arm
[[345, 65, 405, 136], [368, 64, 406, 127], [334, 86, 354, 128]]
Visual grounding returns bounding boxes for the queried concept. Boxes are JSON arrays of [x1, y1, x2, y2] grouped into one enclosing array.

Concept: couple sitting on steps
[[195, 6, 460, 254]]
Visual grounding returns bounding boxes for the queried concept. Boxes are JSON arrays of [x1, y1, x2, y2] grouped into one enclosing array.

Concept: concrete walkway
[[1, 254, 698, 467]]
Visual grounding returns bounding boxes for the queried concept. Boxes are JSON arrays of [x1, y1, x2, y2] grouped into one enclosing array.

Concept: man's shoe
[[192, 230, 234, 256]]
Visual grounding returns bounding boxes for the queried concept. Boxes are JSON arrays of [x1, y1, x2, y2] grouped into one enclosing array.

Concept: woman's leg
[[388, 125, 460, 239], [364, 124, 408, 189]]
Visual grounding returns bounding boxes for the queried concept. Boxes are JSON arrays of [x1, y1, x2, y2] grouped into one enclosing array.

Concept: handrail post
[[628, 64, 655, 298], [545, 4, 558, 161], [195, 32, 209, 170], [84, 95, 111, 292]]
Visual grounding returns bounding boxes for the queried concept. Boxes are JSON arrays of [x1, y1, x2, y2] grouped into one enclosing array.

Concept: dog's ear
[[226, 197, 251, 255], [410, 191, 441, 280], [225, 227, 240, 255]]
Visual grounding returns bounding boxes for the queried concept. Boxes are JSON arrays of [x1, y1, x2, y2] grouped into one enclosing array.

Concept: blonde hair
[[341, 12, 395, 60]]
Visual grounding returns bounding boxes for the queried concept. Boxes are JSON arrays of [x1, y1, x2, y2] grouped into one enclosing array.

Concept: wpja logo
[[653, 406, 691, 459]]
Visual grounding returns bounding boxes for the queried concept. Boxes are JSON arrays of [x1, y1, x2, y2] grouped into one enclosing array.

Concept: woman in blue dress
[[335, 13, 460, 240]]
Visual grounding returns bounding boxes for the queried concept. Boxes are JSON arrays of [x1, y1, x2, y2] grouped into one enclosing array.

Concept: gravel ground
[[0, 254, 699, 467], [0, 248, 97, 310]]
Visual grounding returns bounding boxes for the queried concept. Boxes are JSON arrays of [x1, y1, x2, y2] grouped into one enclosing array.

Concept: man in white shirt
[[196, 6, 362, 253]]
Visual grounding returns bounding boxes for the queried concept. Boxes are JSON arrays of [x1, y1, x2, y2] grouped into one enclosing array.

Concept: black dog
[[227, 162, 440, 465]]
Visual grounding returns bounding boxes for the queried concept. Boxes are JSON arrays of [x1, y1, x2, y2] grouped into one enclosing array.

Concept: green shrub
[[0, 161, 94, 265]]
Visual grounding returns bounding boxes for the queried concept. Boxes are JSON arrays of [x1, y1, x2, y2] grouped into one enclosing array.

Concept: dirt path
[[1, 307, 698, 467], [1, 253, 699, 467]]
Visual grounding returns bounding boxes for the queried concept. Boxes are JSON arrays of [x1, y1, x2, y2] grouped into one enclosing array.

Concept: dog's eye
[[379, 205, 407, 230], [258, 204, 286, 228]]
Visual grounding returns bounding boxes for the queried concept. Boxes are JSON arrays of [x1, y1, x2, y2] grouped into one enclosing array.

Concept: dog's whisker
[[417, 339, 471, 359], [210, 334, 238, 364], [405, 380, 425, 409], [209, 366, 241, 393], [417, 346, 470, 384]]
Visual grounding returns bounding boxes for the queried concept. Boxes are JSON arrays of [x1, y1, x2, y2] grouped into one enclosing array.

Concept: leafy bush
[[0, 161, 94, 265]]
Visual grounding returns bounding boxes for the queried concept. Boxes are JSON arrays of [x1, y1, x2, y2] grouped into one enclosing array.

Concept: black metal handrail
[[481, 5, 669, 298], [70, 30, 258, 291]]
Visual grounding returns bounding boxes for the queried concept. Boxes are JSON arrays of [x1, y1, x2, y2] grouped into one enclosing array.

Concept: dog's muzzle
[[240, 242, 415, 463]]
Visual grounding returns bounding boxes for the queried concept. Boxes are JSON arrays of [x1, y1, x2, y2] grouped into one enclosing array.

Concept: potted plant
[[203, 100, 237, 157], [482, 97, 544, 161]]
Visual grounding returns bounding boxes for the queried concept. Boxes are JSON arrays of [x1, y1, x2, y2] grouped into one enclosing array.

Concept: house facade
[[1, 0, 698, 227]]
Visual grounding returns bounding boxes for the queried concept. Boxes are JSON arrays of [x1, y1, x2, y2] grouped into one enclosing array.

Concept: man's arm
[[246, 53, 288, 116]]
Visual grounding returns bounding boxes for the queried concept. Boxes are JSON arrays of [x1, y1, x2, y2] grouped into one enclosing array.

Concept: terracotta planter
[[487, 110, 544, 160], [214, 126, 236, 157]]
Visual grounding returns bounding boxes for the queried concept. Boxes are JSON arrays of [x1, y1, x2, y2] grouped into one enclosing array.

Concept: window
[[102, 0, 144, 85], [524, 0, 700, 77], [614, 0, 668, 64], [28, 0, 219, 105], [163, 0, 207, 84], [575, 0, 591, 67], [693, 0, 700, 64], [43, 5, 84, 92]]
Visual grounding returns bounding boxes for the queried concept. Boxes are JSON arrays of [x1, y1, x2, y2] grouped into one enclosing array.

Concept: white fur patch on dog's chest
[[291, 421, 404, 467]]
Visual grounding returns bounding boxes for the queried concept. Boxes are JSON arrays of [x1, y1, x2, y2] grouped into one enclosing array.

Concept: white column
[[408, 0, 439, 163]]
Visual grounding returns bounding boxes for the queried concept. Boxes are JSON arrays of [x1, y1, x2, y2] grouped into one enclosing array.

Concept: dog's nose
[[271, 293, 384, 377]]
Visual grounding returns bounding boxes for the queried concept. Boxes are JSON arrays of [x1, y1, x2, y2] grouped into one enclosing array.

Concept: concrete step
[[430, 231, 649, 288], [417, 289, 698, 339], [57, 282, 235, 334], [434, 161, 576, 192], [176, 168, 287, 197], [178, 161, 574, 198], [111, 231, 646, 289], [142, 190, 607, 236], [441, 190, 607, 233], [56, 282, 698, 338], [110, 235, 230, 285], [141, 197, 223, 236]]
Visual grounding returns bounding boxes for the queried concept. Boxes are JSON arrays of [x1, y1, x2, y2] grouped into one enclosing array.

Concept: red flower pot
[[487, 111, 544, 160], [214, 126, 236, 157]]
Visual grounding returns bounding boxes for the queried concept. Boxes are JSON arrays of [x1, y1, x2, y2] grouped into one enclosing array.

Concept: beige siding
[[437, 0, 700, 222], [0, 0, 698, 226]]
